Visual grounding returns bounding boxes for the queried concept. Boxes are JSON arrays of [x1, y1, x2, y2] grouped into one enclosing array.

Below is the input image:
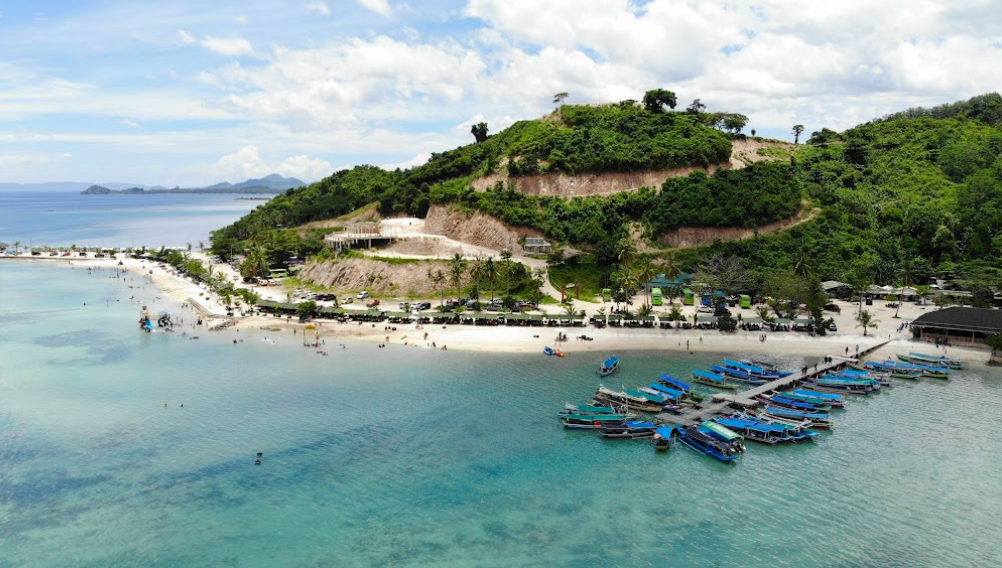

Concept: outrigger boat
[[691, 370, 741, 390], [561, 414, 626, 429], [897, 352, 963, 369], [675, 425, 742, 461], [827, 371, 891, 387], [775, 390, 845, 408], [653, 426, 674, 451], [793, 389, 845, 405], [763, 406, 834, 429], [722, 359, 786, 379], [757, 394, 832, 413], [739, 359, 793, 377], [594, 385, 665, 413], [862, 361, 922, 379], [559, 404, 640, 420], [714, 417, 817, 444], [658, 374, 705, 402], [699, 421, 746, 453], [710, 363, 769, 385], [597, 355, 620, 377], [645, 382, 699, 406], [741, 410, 815, 431], [804, 377, 878, 394], [877, 360, 950, 379], [601, 420, 657, 439]]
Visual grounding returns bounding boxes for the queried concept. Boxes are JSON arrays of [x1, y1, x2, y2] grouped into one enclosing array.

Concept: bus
[[652, 287, 663, 306], [739, 294, 752, 309], [683, 288, 694, 305]]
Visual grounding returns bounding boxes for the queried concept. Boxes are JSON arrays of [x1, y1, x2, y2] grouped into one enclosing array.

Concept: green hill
[[212, 92, 1002, 290]]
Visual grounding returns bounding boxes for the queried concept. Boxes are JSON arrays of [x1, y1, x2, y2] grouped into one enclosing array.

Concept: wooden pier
[[655, 339, 892, 425]]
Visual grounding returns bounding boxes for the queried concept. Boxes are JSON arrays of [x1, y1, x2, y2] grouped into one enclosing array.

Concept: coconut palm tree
[[562, 300, 577, 316], [500, 250, 513, 298], [856, 310, 879, 336], [633, 259, 657, 307], [484, 257, 500, 302], [755, 306, 775, 323], [666, 305, 685, 322], [449, 253, 468, 303], [894, 258, 917, 318], [428, 268, 447, 307], [616, 238, 637, 267], [469, 257, 485, 300], [13, 240, 21, 254]]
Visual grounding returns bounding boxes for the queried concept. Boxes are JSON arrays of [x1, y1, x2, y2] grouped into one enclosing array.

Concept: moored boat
[[714, 417, 816, 444], [653, 426, 674, 451], [897, 352, 963, 369], [601, 420, 657, 439], [562, 414, 626, 429], [758, 394, 832, 413], [781, 390, 845, 408], [658, 374, 705, 402], [699, 421, 746, 453], [597, 355, 619, 376], [675, 425, 742, 461], [763, 406, 834, 429], [691, 370, 741, 390], [594, 385, 665, 413], [710, 364, 769, 385]]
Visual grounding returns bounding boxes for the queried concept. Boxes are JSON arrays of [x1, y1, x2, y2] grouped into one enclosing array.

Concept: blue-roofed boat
[[793, 389, 846, 403], [543, 346, 564, 357], [714, 417, 816, 444], [559, 403, 640, 420], [601, 420, 657, 439], [763, 406, 833, 429], [897, 352, 963, 369], [561, 414, 626, 429], [658, 374, 705, 402], [710, 365, 769, 385], [653, 426, 674, 451], [597, 355, 620, 377], [675, 425, 741, 461], [780, 390, 845, 408], [826, 372, 891, 387], [804, 378, 877, 394], [758, 394, 832, 413], [699, 421, 746, 453], [723, 359, 785, 380], [691, 370, 741, 390], [739, 359, 793, 377], [872, 359, 950, 378]]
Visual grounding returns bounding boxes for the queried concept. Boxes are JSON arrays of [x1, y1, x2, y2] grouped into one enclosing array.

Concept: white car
[[357, 291, 369, 299]]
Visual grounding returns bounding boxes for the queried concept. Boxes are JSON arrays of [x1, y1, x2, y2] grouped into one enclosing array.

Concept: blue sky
[[2, 0, 1000, 185]]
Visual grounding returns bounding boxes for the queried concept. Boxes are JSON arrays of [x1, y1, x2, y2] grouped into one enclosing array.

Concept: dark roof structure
[[912, 307, 1002, 334]]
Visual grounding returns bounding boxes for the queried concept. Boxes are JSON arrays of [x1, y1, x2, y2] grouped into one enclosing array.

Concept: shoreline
[[3, 254, 984, 361]]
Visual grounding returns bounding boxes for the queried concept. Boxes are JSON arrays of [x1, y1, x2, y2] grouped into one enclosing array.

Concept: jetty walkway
[[655, 339, 892, 426]]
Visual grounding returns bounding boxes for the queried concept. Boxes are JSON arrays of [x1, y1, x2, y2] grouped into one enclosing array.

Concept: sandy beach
[[2, 253, 981, 361]]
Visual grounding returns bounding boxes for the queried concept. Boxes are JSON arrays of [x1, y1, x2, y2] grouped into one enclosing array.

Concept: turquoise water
[[2, 262, 1002, 567], [0, 192, 265, 249]]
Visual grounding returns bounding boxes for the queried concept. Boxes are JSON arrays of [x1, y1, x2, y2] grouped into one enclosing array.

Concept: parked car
[[366, 299, 380, 308], [824, 303, 842, 313], [341, 297, 354, 304], [357, 291, 370, 299], [697, 306, 714, 314], [416, 302, 432, 310]]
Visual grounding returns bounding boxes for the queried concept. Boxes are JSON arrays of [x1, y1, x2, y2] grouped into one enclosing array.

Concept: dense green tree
[[643, 89, 678, 113], [792, 124, 805, 144], [471, 122, 489, 143]]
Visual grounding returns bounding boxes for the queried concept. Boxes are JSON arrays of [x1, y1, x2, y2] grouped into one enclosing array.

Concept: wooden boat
[[763, 406, 834, 429], [714, 417, 816, 444], [597, 355, 619, 377], [675, 425, 741, 461], [792, 389, 846, 405], [897, 352, 963, 369], [739, 359, 793, 377], [780, 390, 845, 408], [871, 360, 950, 379], [691, 370, 740, 390], [653, 426, 674, 451], [600, 420, 657, 439], [658, 374, 705, 402], [543, 346, 564, 357], [805, 378, 877, 394], [561, 414, 626, 429], [757, 394, 831, 413], [559, 404, 640, 420], [722, 359, 785, 380], [828, 371, 891, 387], [710, 364, 769, 385], [699, 421, 746, 453], [594, 385, 665, 413]]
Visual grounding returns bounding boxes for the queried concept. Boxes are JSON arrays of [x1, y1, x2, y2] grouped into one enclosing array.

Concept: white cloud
[[177, 29, 195, 45], [380, 152, 430, 170], [121, 119, 141, 128], [0, 152, 72, 168], [209, 146, 332, 182], [358, 0, 393, 17], [234, 16, 248, 25], [200, 36, 255, 56], [305, 2, 331, 15]]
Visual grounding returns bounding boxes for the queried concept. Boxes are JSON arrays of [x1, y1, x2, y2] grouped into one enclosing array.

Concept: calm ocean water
[[0, 192, 266, 249], [2, 262, 1001, 567]]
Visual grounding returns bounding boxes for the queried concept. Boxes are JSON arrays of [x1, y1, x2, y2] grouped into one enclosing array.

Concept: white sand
[[3, 253, 983, 361]]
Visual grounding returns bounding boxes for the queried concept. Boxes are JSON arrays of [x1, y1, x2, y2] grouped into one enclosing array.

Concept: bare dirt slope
[[297, 257, 450, 296], [422, 204, 546, 253], [657, 204, 819, 248], [470, 139, 793, 197]]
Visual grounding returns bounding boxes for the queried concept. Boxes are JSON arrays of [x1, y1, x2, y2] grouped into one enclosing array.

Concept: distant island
[[80, 173, 304, 195]]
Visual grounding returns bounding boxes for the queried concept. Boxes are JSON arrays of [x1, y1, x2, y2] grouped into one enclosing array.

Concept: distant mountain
[[233, 174, 304, 190]]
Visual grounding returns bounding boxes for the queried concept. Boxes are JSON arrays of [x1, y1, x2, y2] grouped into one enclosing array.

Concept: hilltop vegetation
[[213, 92, 1002, 296]]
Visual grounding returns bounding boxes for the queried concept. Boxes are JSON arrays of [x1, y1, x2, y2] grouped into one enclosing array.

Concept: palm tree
[[755, 306, 775, 323], [792, 250, 814, 279], [895, 259, 917, 319], [667, 305, 685, 322], [500, 250, 513, 298], [186, 242, 192, 258], [427, 268, 447, 306], [469, 257, 485, 300], [484, 257, 500, 301], [856, 310, 879, 336], [562, 301, 577, 316], [616, 238, 637, 267], [198, 241, 205, 253], [449, 253, 468, 302], [637, 303, 653, 317], [13, 240, 21, 254], [633, 259, 657, 307]]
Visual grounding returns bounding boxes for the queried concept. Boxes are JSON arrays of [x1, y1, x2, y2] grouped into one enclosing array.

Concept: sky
[[1, 0, 1001, 186]]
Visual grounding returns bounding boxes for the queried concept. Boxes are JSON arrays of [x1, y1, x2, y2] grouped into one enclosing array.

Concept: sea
[[0, 191, 267, 249], [2, 196, 1002, 567]]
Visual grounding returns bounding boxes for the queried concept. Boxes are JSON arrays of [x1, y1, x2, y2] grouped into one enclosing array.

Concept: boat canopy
[[766, 406, 829, 420], [647, 383, 683, 399], [701, 421, 743, 440], [602, 356, 619, 369], [793, 389, 845, 401], [563, 414, 624, 421], [568, 405, 616, 413], [660, 374, 692, 392], [693, 369, 727, 382], [655, 426, 675, 438], [626, 389, 665, 403]]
